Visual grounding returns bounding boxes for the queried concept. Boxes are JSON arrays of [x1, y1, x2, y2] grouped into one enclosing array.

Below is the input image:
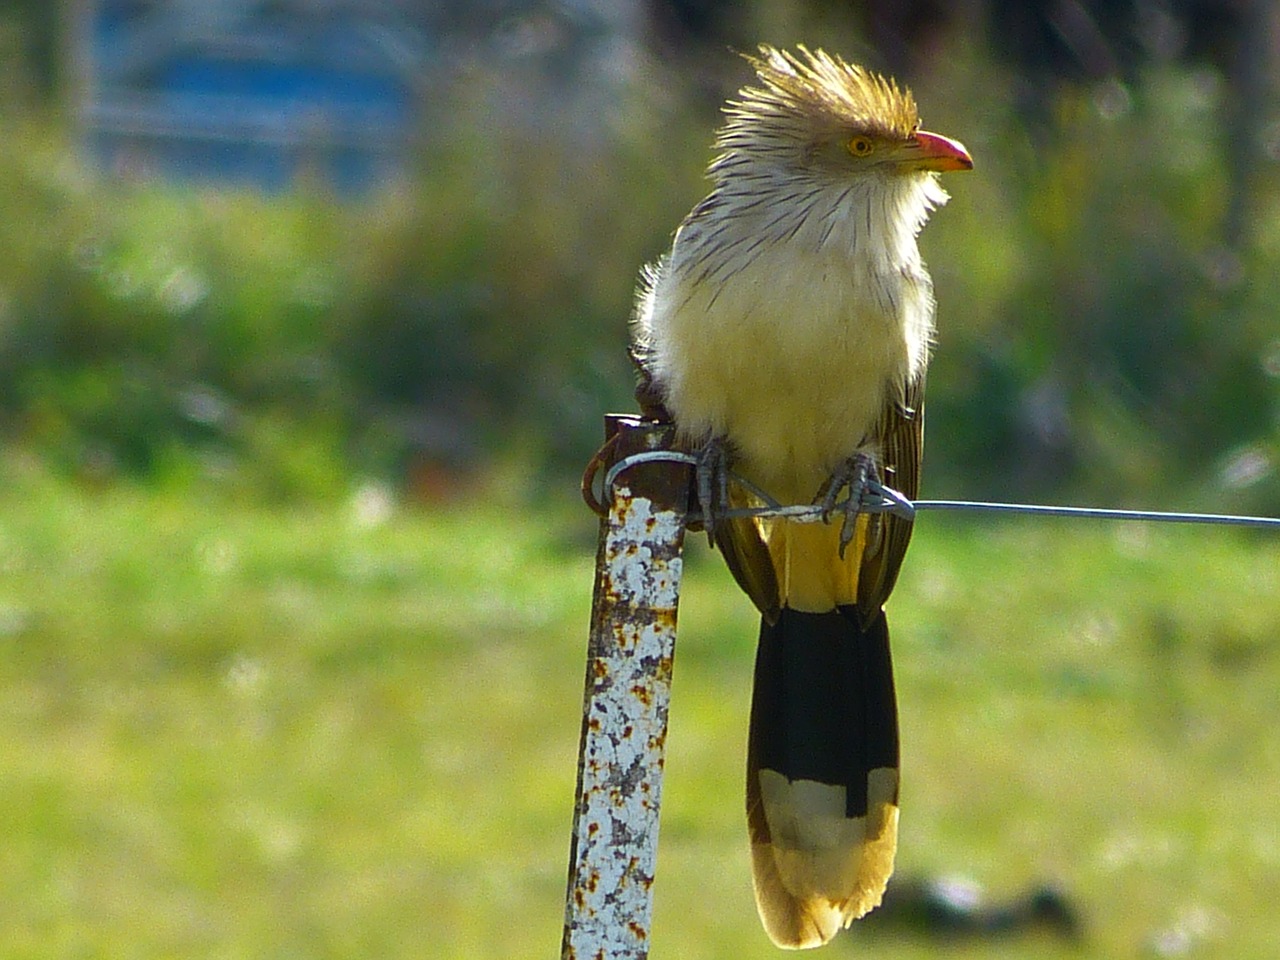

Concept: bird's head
[[713, 45, 972, 187]]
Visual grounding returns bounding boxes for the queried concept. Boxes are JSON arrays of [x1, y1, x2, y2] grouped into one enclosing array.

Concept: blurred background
[[2, 1, 1280, 957], [4, 0, 1280, 504]]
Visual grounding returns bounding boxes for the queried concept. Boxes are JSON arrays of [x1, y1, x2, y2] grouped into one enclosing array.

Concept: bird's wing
[[855, 377, 923, 619], [716, 374, 922, 627], [715, 486, 782, 624]]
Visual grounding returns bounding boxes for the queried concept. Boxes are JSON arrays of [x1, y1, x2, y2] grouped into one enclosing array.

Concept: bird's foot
[[693, 436, 732, 548], [817, 452, 882, 559]]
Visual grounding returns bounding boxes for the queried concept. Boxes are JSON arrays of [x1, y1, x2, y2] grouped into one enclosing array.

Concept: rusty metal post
[[561, 416, 691, 960]]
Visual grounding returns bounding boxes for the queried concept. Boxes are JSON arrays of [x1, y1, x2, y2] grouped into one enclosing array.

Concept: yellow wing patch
[[761, 515, 869, 613]]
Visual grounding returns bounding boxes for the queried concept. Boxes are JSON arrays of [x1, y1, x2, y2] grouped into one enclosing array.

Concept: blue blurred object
[[80, 0, 428, 193]]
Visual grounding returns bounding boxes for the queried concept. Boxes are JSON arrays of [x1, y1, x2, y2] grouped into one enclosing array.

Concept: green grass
[[0, 473, 1278, 958]]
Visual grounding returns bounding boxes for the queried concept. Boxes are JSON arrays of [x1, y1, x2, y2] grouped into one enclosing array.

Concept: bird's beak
[[901, 130, 973, 172]]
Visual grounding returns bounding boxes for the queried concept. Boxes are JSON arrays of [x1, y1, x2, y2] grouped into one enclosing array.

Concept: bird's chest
[[733, 246, 910, 384], [661, 244, 925, 493]]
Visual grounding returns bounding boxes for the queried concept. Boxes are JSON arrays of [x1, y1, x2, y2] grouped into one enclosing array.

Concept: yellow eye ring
[[847, 136, 875, 157]]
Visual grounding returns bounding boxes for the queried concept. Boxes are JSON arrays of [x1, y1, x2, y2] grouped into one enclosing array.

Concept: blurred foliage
[[917, 54, 1280, 512], [1, 16, 1280, 509], [1, 120, 368, 499], [0, 0, 57, 104], [0, 63, 708, 499]]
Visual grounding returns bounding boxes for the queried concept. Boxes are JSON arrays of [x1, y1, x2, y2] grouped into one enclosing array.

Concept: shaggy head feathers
[[716, 46, 920, 162]]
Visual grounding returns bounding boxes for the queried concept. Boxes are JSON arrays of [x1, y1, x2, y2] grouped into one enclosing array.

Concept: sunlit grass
[[0, 474, 1277, 957]]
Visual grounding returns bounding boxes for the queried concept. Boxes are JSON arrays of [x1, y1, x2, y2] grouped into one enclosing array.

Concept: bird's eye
[[847, 136, 875, 157]]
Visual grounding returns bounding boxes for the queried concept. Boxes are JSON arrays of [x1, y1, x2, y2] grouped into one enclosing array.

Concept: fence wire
[[595, 450, 1280, 531]]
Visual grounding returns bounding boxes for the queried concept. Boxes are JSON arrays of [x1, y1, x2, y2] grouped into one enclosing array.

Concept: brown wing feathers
[[856, 379, 923, 617]]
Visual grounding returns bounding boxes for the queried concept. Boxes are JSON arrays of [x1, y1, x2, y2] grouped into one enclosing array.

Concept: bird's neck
[[700, 167, 948, 274]]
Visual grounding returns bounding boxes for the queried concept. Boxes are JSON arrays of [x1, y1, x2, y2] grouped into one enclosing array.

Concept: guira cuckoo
[[631, 46, 971, 948]]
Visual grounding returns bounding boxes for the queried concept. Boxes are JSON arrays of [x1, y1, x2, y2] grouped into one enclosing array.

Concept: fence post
[[561, 416, 691, 960]]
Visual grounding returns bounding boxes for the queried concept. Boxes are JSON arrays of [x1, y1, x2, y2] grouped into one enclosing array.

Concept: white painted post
[[561, 417, 690, 960]]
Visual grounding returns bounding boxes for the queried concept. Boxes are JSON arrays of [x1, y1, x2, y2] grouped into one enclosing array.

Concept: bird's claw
[[694, 437, 731, 548], [818, 453, 881, 559]]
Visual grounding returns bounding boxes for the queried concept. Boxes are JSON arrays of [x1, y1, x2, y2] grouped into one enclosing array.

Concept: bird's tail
[[746, 605, 900, 949]]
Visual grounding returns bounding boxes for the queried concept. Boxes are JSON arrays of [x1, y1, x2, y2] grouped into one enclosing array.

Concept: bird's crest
[[727, 45, 919, 144]]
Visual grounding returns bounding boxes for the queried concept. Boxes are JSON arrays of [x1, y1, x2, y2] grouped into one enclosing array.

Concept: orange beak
[[904, 130, 973, 172]]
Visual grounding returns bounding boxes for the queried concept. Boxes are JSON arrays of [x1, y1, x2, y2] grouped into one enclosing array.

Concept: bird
[[630, 45, 971, 949]]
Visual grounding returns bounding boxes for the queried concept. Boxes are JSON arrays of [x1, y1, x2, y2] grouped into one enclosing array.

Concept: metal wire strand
[[597, 450, 1280, 530]]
